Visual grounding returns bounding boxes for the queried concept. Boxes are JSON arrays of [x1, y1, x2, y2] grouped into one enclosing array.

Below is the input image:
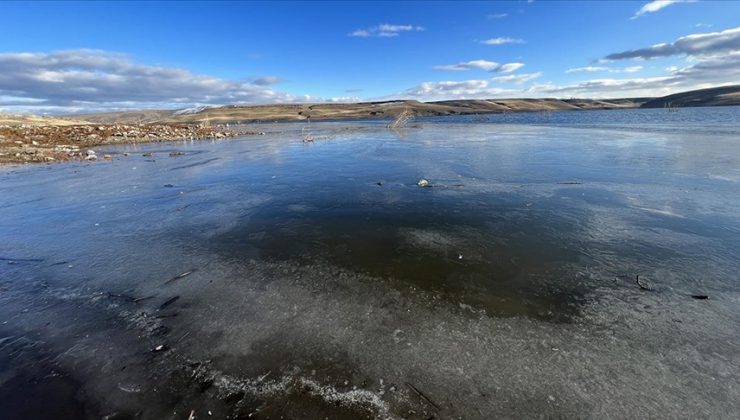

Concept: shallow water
[[1, 108, 740, 419]]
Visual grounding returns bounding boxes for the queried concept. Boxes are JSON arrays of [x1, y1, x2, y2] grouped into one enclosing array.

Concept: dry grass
[[0, 114, 92, 126], [69, 97, 651, 125]]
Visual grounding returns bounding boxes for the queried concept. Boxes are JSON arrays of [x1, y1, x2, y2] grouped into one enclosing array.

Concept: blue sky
[[0, 0, 738, 113]]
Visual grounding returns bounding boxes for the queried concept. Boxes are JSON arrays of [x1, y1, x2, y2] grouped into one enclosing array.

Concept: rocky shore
[[0, 123, 238, 164]]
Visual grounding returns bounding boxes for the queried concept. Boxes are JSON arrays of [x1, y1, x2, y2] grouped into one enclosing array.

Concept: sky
[[0, 0, 738, 114]]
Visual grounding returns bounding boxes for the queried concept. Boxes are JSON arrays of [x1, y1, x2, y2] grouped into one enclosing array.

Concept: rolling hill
[[639, 85, 740, 108], [35, 84, 740, 125]]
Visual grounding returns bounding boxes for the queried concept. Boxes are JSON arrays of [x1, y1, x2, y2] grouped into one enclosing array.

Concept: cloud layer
[[540, 26, 740, 98], [605, 27, 740, 60], [391, 26, 740, 101], [566, 66, 643, 73], [434, 60, 524, 73], [491, 72, 542, 84], [396, 80, 517, 100], [0, 49, 311, 113], [2, 24, 738, 112]]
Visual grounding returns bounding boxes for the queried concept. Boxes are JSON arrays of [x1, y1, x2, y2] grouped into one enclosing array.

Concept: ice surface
[[1, 111, 739, 418]]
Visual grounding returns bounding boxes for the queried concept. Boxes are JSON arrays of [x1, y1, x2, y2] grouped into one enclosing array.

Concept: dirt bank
[[0, 123, 240, 164]]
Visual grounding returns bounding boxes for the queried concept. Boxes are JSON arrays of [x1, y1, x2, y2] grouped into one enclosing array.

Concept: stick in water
[[166, 269, 197, 284], [405, 382, 440, 411]]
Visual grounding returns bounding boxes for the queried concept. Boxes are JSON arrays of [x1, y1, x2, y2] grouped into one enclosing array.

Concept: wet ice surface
[[1, 111, 740, 419]]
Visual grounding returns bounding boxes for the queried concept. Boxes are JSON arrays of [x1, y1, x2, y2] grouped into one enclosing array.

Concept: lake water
[[1, 107, 739, 419]]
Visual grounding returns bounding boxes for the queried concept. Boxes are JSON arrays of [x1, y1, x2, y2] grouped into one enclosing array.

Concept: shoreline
[[57, 85, 740, 126], [0, 123, 245, 165], [3, 103, 739, 165]]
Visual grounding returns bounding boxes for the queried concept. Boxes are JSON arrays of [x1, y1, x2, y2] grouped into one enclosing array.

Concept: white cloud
[[434, 60, 524, 73], [328, 96, 362, 103], [528, 77, 680, 98], [0, 49, 316, 113], [487, 13, 509, 19], [392, 79, 517, 100], [498, 62, 525, 73], [434, 60, 501, 71], [566, 66, 610, 73], [349, 29, 371, 37], [388, 72, 541, 100], [631, 0, 697, 19], [670, 51, 740, 80], [605, 27, 740, 60], [349, 23, 424, 38], [566, 65, 643, 73], [491, 72, 542, 84], [481, 37, 524, 45]]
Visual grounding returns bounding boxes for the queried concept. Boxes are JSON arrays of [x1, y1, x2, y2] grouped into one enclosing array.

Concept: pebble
[[152, 344, 168, 352]]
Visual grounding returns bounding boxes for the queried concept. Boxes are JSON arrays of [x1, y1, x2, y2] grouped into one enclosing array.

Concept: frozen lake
[[1, 108, 739, 419]]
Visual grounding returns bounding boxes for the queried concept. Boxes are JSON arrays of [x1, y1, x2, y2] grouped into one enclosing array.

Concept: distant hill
[[0, 114, 92, 126], [69, 98, 648, 125], [640, 85, 740, 108], [27, 85, 738, 126]]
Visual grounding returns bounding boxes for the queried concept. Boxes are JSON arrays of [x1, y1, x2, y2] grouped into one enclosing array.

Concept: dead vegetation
[[388, 108, 415, 129], [0, 113, 92, 126]]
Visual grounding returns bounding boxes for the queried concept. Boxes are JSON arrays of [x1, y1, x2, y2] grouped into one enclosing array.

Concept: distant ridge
[[60, 85, 740, 125], [640, 85, 740, 108]]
